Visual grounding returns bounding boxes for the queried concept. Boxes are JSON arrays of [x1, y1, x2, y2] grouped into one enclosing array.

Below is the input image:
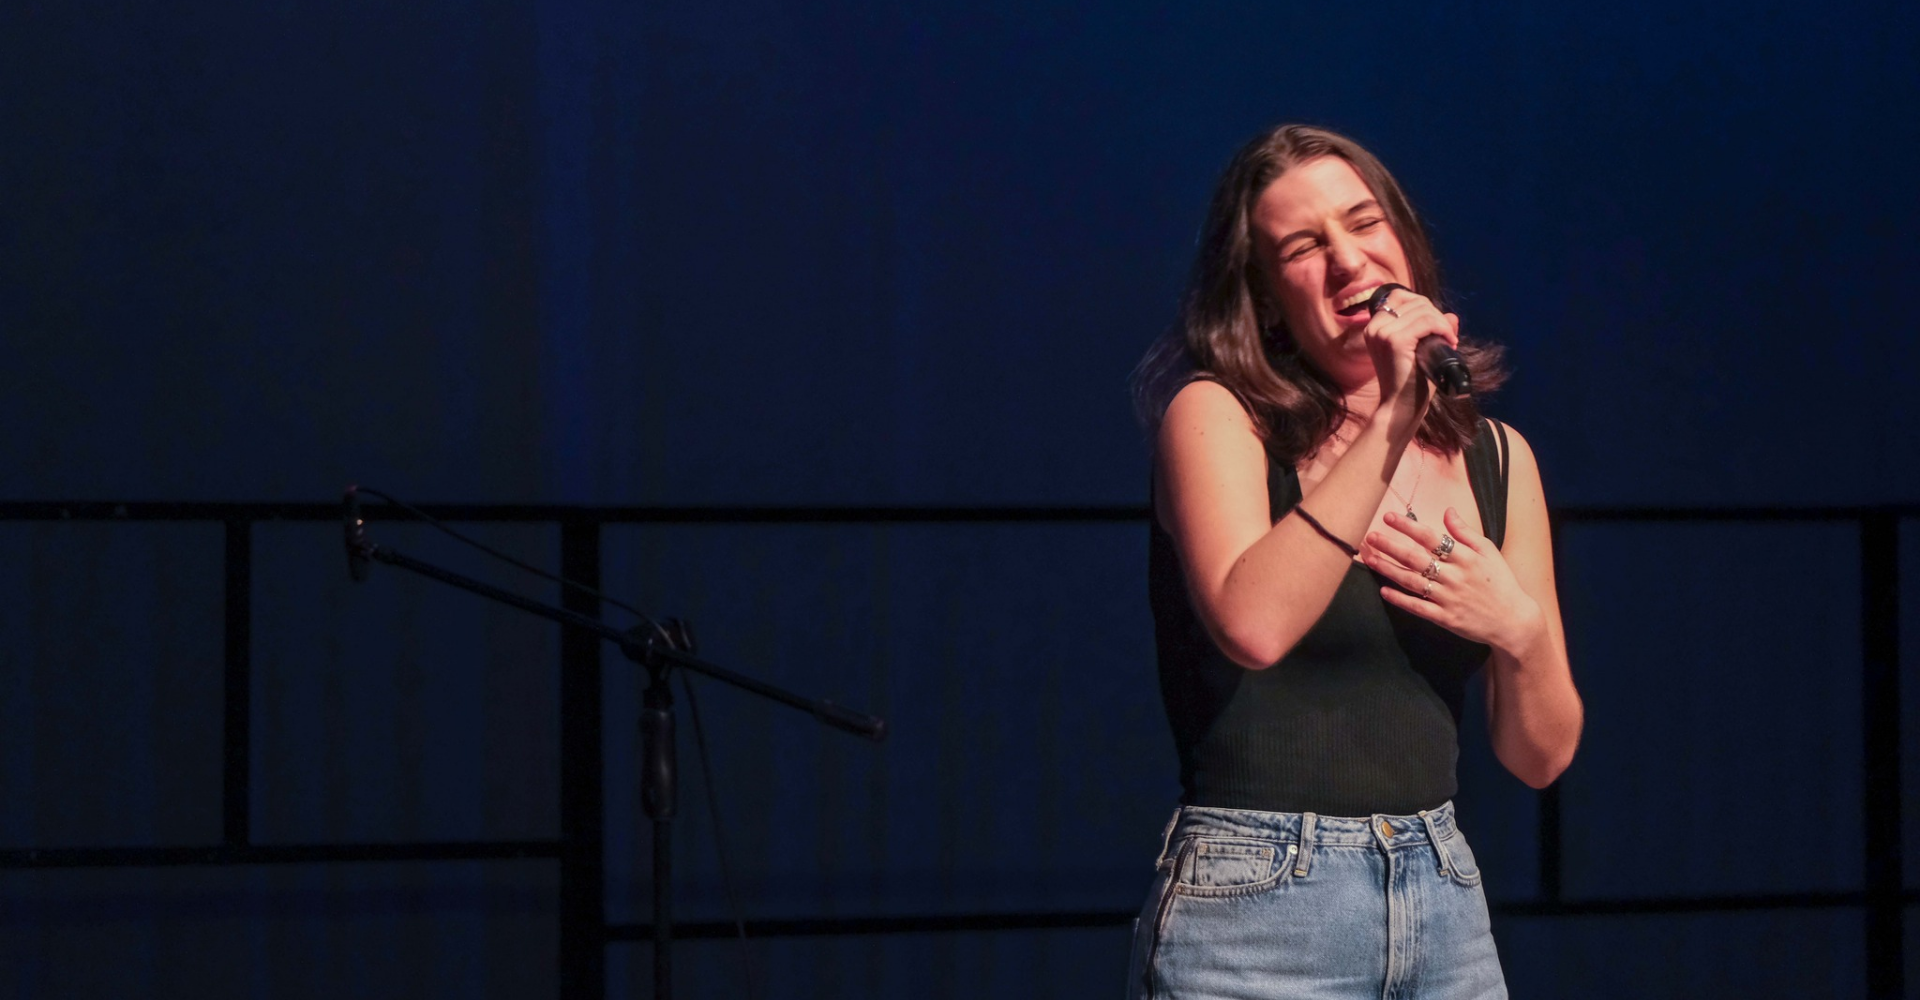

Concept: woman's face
[[1250, 155, 1411, 385]]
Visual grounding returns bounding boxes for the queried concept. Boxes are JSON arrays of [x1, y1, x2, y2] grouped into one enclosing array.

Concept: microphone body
[[1365, 284, 1471, 397], [344, 486, 372, 582]]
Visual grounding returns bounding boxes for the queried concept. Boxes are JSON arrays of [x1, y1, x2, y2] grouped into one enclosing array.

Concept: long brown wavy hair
[[1133, 124, 1507, 464]]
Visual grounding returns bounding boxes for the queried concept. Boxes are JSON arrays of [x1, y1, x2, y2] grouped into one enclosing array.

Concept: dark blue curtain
[[2, 0, 1915, 996]]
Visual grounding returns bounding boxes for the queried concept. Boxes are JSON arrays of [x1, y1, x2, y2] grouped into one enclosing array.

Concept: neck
[[1339, 380, 1384, 423]]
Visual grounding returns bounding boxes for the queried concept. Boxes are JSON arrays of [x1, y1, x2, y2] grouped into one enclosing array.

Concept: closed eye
[[1281, 239, 1320, 262]]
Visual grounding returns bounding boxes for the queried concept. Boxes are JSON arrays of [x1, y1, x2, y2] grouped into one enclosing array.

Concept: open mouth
[[1334, 285, 1380, 316]]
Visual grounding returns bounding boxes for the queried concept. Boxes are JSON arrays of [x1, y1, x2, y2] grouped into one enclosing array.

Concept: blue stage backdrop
[[2, 1, 1916, 998]]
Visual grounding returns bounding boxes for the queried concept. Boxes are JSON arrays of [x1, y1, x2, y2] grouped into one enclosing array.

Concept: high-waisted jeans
[[1125, 802, 1507, 1000]]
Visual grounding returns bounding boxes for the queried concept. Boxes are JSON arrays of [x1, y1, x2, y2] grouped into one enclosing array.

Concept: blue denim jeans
[[1125, 802, 1507, 1000]]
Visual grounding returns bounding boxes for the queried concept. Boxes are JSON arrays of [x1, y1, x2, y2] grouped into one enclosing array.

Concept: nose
[[1325, 230, 1367, 281]]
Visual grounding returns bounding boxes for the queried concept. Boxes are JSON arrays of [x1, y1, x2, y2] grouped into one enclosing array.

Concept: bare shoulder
[[1156, 379, 1265, 481], [1492, 419, 1538, 464], [1154, 379, 1270, 536], [1160, 379, 1257, 439]]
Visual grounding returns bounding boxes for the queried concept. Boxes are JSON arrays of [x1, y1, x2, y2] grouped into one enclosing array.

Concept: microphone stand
[[346, 518, 887, 1000]]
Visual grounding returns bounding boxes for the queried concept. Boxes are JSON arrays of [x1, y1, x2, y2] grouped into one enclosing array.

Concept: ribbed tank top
[[1148, 418, 1511, 817]]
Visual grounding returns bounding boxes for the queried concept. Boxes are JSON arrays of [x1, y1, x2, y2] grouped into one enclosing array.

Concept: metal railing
[[0, 500, 1908, 999]]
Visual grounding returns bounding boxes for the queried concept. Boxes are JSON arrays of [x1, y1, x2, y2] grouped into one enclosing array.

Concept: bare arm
[[1480, 427, 1583, 786], [1154, 379, 1416, 668], [1156, 276, 1458, 670], [1362, 424, 1583, 786]]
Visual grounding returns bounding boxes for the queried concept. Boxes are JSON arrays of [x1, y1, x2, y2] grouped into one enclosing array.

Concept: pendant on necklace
[[1389, 449, 1425, 524]]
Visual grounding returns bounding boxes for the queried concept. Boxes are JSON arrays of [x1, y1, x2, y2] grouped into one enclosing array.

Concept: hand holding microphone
[[1366, 283, 1471, 397]]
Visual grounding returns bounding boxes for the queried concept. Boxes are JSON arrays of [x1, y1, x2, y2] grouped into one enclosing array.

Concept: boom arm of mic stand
[[352, 526, 889, 1000], [358, 542, 889, 741], [639, 643, 888, 741]]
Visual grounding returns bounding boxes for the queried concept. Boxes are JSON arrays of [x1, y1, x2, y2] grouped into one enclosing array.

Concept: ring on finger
[[1378, 304, 1400, 319], [1420, 580, 1434, 600], [1422, 559, 1441, 581], [1432, 535, 1455, 560]]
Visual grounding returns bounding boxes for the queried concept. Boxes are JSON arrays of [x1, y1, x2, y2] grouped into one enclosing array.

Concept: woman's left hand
[[1363, 507, 1546, 655]]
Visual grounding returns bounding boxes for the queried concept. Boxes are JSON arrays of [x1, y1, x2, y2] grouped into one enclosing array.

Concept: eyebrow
[[1272, 199, 1386, 250]]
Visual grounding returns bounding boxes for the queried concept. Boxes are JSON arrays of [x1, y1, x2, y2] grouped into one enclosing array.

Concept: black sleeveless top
[[1148, 419, 1511, 817]]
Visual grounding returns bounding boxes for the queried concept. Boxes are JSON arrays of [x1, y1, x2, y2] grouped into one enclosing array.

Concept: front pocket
[[1437, 828, 1483, 887], [1173, 837, 1292, 897]]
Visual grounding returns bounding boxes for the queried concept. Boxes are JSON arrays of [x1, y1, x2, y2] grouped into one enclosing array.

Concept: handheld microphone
[[1366, 284, 1471, 398], [343, 486, 372, 582]]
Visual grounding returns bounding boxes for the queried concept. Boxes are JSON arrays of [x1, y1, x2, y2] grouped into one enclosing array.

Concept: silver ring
[[1432, 535, 1455, 560], [1378, 304, 1400, 319], [1422, 559, 1441, 581], [1420, 580, 1434, 600]]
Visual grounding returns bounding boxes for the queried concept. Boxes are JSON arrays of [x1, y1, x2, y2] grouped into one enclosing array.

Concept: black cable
[[680, 672, 762, 1000], [354, 486, 674, 646]]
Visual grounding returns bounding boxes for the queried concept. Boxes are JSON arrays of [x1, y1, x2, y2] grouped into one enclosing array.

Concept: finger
[[1381, 306, 1448, 349], [1367, 525, 1428, 571], [1381, 293, 1450, 336], [1379, 583, 1447, 623], [1364, 548, 1430, 593], [1368, 294, 1440, 339], [1366, 305, 1427, 343], [1380, 509, 1443, 558], [1441, 507, 1491, 556], [1373, 285, 1410, 314], [1384, 508, 1439, 545], [1368, 540, 1457, 593], [1365, 524, 1433, 572]]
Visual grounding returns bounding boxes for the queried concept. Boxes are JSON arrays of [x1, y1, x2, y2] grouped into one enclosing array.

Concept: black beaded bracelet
[[1292, 505, 1359, 558]]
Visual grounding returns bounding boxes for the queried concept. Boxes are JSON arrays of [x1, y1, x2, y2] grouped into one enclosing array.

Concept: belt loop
[[1417, 808, 1450, 876], [1155, 808, 1184, 869], [1293, 812, 1317, 877]]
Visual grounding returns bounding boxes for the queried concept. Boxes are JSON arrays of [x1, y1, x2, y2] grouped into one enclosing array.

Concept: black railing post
[[1537, 783, 1563, 904], [222, 519, 252, 847], [1539, 513, 1565, 904], [559, 519, 606, 1000], [1861, 512, 1903, 1000]]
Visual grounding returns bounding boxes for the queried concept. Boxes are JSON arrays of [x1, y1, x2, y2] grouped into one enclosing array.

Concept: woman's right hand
[[1362, 287, 1459, 440]]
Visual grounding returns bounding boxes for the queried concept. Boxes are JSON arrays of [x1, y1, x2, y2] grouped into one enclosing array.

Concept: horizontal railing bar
[[610, 910, 1138, 940], [2, 501, 1915, 525], [606, 888, 1920, 940], [0, 501, 1146, 523], [0, 840, 563, 869], [1496, 889, 1920, 917], [0, 870, 1900, 927], [1552, 505, 1920, 523]]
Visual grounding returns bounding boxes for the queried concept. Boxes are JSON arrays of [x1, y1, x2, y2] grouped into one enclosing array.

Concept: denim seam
[[1171, 862, 1294, 899], [1140, 837, 1196, 1000], [1444, 855, 1483, 887], [1171, 838, 1294, 898], [1153, 809, 1183, 870], [1432, 829, 1482, 888]]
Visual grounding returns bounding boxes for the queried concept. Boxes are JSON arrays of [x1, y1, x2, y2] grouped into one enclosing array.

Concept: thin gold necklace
[[1387, 447, 1426, 521]]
